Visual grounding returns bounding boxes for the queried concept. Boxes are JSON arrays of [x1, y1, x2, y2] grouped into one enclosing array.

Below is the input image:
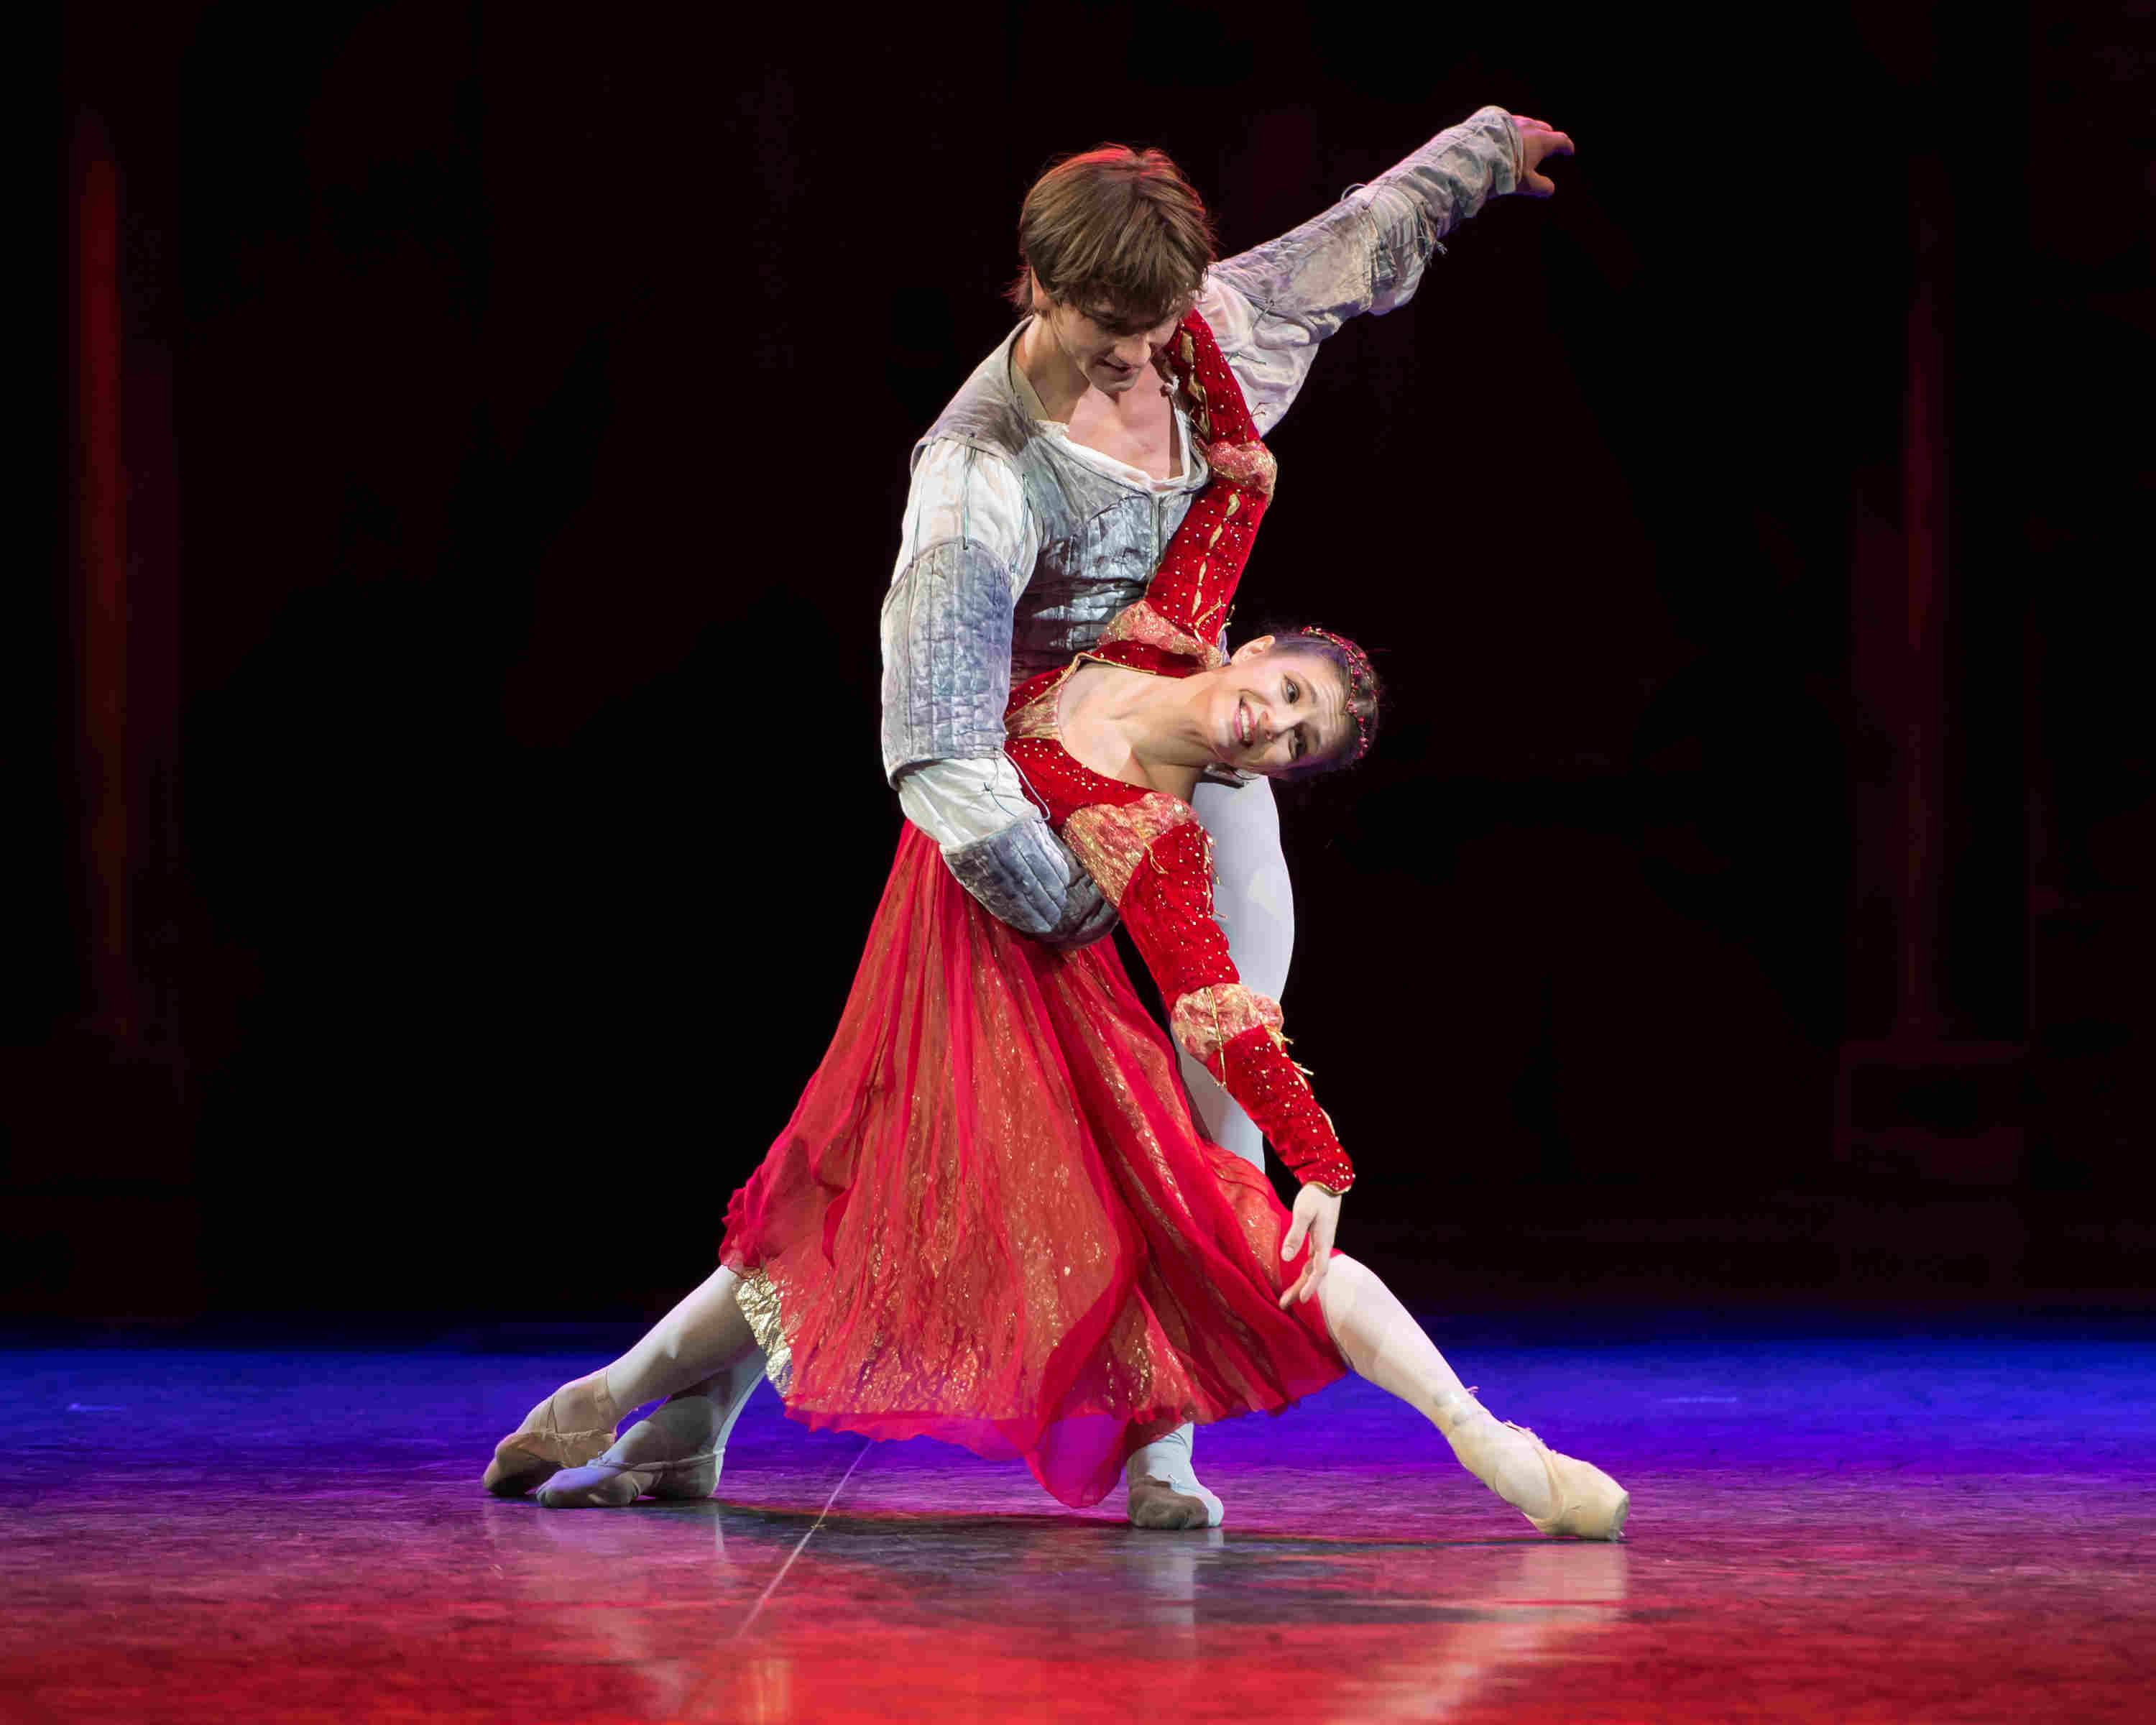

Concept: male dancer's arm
[[880, 439, 1117, 945], [1204, 104, 1527, 431]]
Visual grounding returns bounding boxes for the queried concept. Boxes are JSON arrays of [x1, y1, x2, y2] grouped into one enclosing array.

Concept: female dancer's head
[[1204, 631, 1381, 781], [1008, 145, 1215, 397]]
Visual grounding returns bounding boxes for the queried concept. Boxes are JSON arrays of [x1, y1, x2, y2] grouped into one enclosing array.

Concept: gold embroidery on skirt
[[1097, 600, 1227, 670], [1064, 793, 1199, 906], [734, 1267, 795, 1396], [1168, 983, 1284, 1064]]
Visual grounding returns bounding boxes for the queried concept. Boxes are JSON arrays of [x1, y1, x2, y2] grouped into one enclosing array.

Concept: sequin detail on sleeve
[[1169, 983, 1284, 1064], [1120, 315, 1273, 656], [1063, 793, 1200, 907], [1207, 1024, 1356, 1194], [1115, 821, 1356, 1193]]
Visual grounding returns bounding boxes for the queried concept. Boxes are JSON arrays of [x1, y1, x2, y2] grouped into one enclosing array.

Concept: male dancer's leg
[[483, 1266, 768, 1507], [1123, 778, 1294, 1528], [1181, 778, 1293, 1170]]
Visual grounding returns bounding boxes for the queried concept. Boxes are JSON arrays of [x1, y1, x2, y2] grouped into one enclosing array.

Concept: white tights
[[1181, 777, 1293, 1173], [589, 1256, 1554, 1521], [602, 1268, 761, 1412]]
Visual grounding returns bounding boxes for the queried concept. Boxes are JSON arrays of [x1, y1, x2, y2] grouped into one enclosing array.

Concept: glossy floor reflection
[[6, 1327, 2154, 1721]]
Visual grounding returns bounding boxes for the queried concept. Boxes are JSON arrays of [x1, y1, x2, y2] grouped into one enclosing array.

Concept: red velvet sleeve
[[1115, 819, 1355, 1192], [1090, 316, 1277, 672]]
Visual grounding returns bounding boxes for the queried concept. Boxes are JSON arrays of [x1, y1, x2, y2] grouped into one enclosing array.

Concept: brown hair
[[1005, 146, 1216, 331]]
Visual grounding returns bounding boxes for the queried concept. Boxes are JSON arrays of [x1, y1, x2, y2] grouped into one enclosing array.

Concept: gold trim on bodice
[[1005, 663, 1077, 741]]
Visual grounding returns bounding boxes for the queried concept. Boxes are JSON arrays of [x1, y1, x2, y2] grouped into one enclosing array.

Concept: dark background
[[19, 1, 2152, 1328]]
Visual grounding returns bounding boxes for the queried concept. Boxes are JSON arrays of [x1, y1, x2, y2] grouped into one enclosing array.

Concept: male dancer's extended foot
[[1124, 1425, 1223, 1530], [482, 1370, 622, 1497], [538, 1353, 765, 1509]]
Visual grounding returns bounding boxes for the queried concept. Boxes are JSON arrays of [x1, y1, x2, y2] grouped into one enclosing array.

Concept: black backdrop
[[22, 1, 2151, 1324]]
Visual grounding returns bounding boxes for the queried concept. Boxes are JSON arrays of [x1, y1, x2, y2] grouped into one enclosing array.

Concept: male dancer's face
[[1034, 289, 1192, 397]]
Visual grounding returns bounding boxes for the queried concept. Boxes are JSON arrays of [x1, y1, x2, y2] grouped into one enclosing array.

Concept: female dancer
[[483, 313, 1628, 1540]]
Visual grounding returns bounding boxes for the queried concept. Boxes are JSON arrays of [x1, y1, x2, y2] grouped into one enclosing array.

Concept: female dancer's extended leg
[[485, 1257, 1625, 1537], [1317, 1254, 1627, 1537]]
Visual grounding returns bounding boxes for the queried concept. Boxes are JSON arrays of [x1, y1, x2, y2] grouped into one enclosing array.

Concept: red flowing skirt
[[719, 824, 1345, 1509]]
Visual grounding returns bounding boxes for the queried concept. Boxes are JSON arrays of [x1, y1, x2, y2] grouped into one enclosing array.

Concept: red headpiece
[[1290, 627, 1377, 766]]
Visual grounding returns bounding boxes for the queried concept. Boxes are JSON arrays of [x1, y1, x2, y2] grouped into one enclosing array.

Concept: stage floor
[[6, 1325, 2152, 1722]]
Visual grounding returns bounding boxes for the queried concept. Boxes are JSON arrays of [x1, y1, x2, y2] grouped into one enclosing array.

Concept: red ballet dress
[[719, 314, 1355, 1509]]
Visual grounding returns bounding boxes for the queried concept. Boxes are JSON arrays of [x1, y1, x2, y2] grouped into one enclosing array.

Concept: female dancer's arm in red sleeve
[[1113, 816, 1355, 1195]]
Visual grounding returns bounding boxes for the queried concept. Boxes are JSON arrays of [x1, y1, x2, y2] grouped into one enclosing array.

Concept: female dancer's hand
[[1279, 1184, 1342, 1310], [1510, 114, 1575, 196]]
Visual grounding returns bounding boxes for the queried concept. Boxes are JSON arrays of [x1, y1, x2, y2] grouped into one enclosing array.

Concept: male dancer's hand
[[1279, 1184, 1343, 1310], [1511, 115, 1575, 196]]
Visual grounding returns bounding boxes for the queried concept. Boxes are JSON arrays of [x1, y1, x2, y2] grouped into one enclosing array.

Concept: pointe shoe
[[1510, 1422, 1629, 1541], [481, 1371, 622, 1497], [538, 1451, 719, 1509]]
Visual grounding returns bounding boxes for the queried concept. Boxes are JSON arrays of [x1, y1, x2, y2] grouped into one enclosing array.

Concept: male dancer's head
[[1007, 145, 1216, 396]]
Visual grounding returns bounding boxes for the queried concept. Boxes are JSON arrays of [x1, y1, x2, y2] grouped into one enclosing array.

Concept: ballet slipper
[[1511, 1423, 1629, 1541], [537, 1451, 719, 1509], [1127, 1476, 1220, 1530], [1124, 1425, 1224, 1530], [481, 1371, 622, 1497], [539, 1356, 763, 1510]]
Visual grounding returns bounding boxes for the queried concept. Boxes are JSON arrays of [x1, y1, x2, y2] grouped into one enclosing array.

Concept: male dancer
[[507, 104, 1574, 1522], [882, 104, 1573, 1527]]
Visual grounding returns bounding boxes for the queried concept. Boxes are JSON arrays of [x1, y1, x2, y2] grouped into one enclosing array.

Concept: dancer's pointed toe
[[481, 1371, 623, 1497], [1514, 1425, 1628, 1541], [1537, 1482, 1628, 1542]]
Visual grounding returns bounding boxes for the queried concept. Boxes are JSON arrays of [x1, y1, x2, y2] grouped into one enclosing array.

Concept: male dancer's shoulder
[[912, 326, 1038, 477]]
